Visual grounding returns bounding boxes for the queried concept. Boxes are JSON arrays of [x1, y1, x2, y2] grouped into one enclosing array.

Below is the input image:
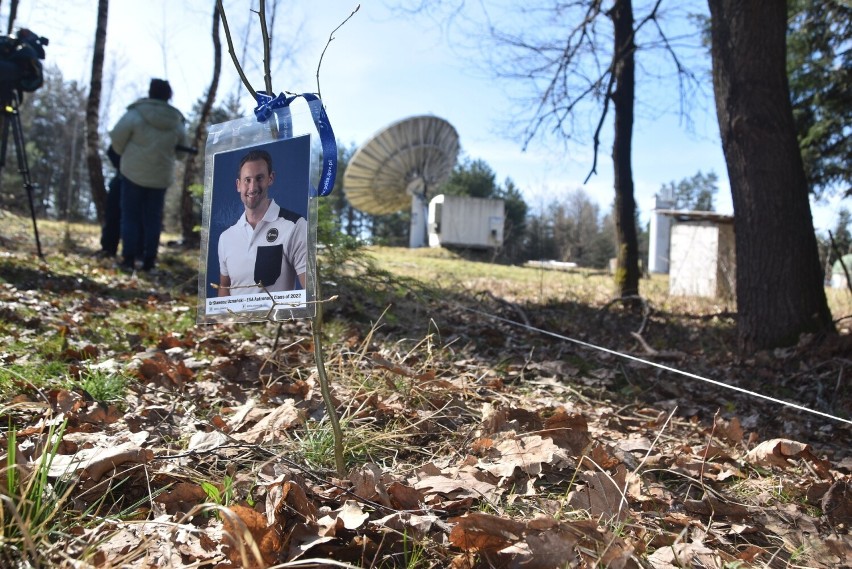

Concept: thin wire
[[461, 305, 852, 426]]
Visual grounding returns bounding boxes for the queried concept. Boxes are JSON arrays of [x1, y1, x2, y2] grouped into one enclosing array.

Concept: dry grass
[[367, 245, 851, 332]]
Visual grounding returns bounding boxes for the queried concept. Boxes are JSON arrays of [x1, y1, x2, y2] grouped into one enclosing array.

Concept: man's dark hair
[[238, 149, 273, 176]]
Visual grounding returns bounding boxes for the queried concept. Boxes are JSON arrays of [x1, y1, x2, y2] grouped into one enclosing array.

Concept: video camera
[[0, 28, 48, 96]]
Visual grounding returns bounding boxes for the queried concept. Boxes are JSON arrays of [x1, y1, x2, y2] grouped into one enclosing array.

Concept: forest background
[[0, 0, 849, 275], [1, 1, 852, 566]]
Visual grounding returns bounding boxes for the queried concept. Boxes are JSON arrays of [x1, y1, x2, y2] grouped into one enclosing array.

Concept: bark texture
[[708, 0, 835, 352], [85, 0, 108, 221], [611, 0, 640, 298]]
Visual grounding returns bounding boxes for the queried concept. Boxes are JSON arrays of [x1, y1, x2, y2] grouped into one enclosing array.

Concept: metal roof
[[654, 209, 734, 224]]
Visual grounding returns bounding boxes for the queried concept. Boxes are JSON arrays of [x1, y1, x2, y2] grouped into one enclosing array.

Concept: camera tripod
[[0, 89, 43, 258]]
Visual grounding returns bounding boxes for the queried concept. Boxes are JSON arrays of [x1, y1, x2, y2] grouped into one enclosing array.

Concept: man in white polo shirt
[[217, 149, 307, 296]]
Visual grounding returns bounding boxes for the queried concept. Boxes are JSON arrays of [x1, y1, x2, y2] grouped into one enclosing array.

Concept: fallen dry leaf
[[337, 500, 369, 529], [480, 434, 560, 477], [449, 512, 527, 551], [567, 466, 630, 521], [745, 438, 811, 469], [350, 462, 393, 507], [230, 400, 306, 444], [648, 542, 727, 568], [415, 470, 501, 501], [683, 493, 750, 518], [47, 441, 152, 481], [821, 479, 852, 526], [221, 504, 282, 568]]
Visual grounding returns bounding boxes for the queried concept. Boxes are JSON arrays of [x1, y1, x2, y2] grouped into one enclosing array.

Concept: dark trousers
[[120, 177, 166, 270], [99, 175, 122, 255]]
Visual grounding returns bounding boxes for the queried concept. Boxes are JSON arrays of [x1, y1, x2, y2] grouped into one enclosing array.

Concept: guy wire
[[460, 304, 852, 426]]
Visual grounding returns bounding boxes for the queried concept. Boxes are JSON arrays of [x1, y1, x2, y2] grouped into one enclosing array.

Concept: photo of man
[[217, 149, 307, 296], [201, 133, 312, 319]]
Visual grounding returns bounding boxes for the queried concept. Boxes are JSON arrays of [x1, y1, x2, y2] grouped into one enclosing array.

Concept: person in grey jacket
[[109, 78, 189, 272]]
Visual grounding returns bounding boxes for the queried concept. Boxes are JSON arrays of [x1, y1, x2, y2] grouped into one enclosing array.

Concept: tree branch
[[216, 0, 257, 99], [583, 66, 615, 183], [316, 4, 361, 99], [258, 0, 273, 94]]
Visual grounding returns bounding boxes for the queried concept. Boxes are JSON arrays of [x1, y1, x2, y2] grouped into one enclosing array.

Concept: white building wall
[[648, 190, 675, 273], [428, 195, 504, 248], [669, 224, 720, 298]]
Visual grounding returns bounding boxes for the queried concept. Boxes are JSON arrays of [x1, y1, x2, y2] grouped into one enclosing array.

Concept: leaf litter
[[0, 220, 850, 568]]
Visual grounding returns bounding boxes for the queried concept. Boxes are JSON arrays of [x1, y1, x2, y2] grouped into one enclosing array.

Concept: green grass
[[201, 475, 235, 507], [292, 413, 420, 472], [0, 361, 69, 397], [1, 420, 74, 566], [76, 369, 129, 406], [365, 245, 852, 324]]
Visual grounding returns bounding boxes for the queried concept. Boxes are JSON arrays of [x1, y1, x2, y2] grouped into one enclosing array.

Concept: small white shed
[[831, 254, 852, 289], [664, 211, 736, 300], [428, 194, 505, 249]]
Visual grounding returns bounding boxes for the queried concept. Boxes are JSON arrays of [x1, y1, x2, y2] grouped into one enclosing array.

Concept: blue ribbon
[[254, 91, 337, 197], [253, 91, 289, 121]]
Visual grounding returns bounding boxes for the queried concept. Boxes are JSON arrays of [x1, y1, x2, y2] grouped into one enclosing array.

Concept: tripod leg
[[7, 95, 44, 259], [0, 108, 9, 169]]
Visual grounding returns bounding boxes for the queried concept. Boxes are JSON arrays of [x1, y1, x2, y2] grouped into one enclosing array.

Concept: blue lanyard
[[253, 91, 337, 197]]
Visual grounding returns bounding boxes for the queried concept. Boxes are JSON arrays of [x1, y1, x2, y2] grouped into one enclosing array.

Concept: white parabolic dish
[[343, 115, 460, 215]]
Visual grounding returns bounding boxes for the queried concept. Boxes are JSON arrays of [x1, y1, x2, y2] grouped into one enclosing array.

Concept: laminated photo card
[[198, 113, 319, 324]]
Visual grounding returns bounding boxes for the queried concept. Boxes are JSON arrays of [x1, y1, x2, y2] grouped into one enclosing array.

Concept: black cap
[[148, 78, 172, 101]]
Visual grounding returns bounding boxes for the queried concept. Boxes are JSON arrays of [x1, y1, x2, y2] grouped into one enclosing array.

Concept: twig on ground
[[481, 290, 530, 326], [630, 331, 686, 361], [598, 294, 652, 334]]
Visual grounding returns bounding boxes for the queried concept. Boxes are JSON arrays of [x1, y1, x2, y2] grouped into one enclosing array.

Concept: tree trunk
[[5, 0, 19, 34], [610, 0, 640, 298], [180, 5, 222, 247], [85, 0, 109, 222], [708, 0, 835, 353]]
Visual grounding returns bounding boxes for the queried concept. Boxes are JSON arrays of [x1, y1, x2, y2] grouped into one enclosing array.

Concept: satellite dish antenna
[[344, 115, 460, 248]]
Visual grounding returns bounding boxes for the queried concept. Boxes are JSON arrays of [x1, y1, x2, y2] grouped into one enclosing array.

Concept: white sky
[[8, 0, 846, 231]]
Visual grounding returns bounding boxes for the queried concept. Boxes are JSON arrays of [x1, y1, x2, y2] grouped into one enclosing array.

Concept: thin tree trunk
[[180, 6, 222, 247], [85, 0, 108, 222], [708, 0, 835, 352], [611, 0, 640, 299], [5, 0, 18, 34]]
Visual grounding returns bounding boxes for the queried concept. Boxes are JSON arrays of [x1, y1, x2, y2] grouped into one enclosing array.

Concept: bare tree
[[411, 0, 700, 299], [609, 0, 641, 298], [85, 0, 108, 221], [708, 0, 835, 352], [179, 5, 222, 247]]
